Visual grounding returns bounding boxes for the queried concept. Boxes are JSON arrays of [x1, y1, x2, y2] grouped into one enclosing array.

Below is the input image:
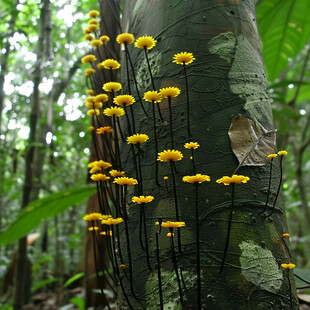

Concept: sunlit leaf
[[0, 185, 96, 246], [257, 0, 310, 81], [63, 272, 84, 288]]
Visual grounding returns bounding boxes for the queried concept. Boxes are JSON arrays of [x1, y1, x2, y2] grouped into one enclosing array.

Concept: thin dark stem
[[112, 116, 122, 170], [191, 149, 196, 174], [137, 144, 144, 194], [266, 156, 283, 217], [170, 161, 182, 254], [183, 63, 191, 138], [125, 44, 149, 116], [168, 97, 174, 149], [124, 43, 132, 94], [91, 225, 112, 310], [155, 230, 163, 310], [142, 203, 152, 270], [116, 117, 125, 142], [123, 105, 132, 136], [152, 101, 160, 186], [170, 228, 183, 304], [122, 185, 138, 300], [111, 226, 133, 310], [195, 183, 201, 309], [220, 183, 235, 273], [261, 158, 274, 215], [282, 237, 292, 259], [129, 105, 136, 134], [294, 273, 310, 284], [139, 204, 145, 250], [287, 271, 293, 310], [144, 47, 155, 90]]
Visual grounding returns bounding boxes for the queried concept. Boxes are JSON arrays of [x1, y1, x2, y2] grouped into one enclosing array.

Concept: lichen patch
[[239, 240, 283, 293]]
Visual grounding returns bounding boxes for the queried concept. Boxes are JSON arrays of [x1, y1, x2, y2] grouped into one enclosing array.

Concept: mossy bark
[[117, 1, 298, 309]]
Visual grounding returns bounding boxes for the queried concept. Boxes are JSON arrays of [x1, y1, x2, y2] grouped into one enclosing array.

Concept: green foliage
[[257, 0, 310, 81], [69, 297, 85, 310], [63, 272, 84, 288], [31, 277, 60, 292], [0, 185, 96, 246]]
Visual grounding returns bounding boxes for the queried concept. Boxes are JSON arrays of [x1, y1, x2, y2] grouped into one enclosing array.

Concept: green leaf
[[63, 272, 84, 288], [257, 0, 310, 81], [32, 277, 59, 292], [70, 297, 85, 310], [0, 185, 96, 246]]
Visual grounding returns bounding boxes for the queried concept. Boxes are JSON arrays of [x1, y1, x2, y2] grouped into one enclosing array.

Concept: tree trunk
[[116, 0, 298, 309]]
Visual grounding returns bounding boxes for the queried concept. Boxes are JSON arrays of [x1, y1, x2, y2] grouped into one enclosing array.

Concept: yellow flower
[[164, 176, 168, 181], [282, 233, 290, 238], [96, 126, 113, 134], [109, 170, 125, 177], [89, 126, 95, 131], [167, 233, 174, 237], [96, 160, 112, 169], [132, 196, 154, 204], [113, 177, 138, 186], [88, 10, 100, 18], [85, 68, 95, 77], [88, 226, 99, 231], [90, 39, 103, 47], [183, 174, 211, 184], [161, 221, 186, 228], [135, 36, 156, 49], [87, 25, 99, 32], [87, 89, 94, 95], [143, 91, 162, 103], [87, 109, 100, 116], [102, 59, 121, 70], [119, 264, 128, 269], [116, 33, 135, 44], [102, 217, 124, 225], [158, 149, 183, 162], [100, 35, 110, 43], [85, 101, 102, 109], [127, 133, 149, 144], [84, 28, 92, 34], [97, 63, 104, 70], [88, 19, 99, 25], [281, 263, 295, 269], [184, 142, 200, 149], [88, 161, 98, 168], [81, 54, 97, 63], [159, 87, 181, 98], [90, 174, 110, 182], [114, 95, 135, 106], [216, 175, 250, 185], [103, 82, 122, 92], [173, 52, 195, 65], [83, 213, 103, 221], [268, 154, 278, 158], [89, 166, 102, 174], [86, 97, 95, 103], [103, 107, 125, 117], [100, 230, 112, 236], [94, 94, 109, 103], [278, 150, 288, 156], [84, 34, 93, 41]]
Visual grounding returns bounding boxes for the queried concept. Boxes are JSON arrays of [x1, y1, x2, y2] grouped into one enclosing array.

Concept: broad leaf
[[257, 0, 310, 81], [63, 272, 84, 288], [0, 185, 96, 246], [229, 115, 276, 170]]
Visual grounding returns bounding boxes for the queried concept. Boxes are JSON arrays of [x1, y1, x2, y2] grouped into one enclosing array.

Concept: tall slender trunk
[[116, 1, 298, 308]]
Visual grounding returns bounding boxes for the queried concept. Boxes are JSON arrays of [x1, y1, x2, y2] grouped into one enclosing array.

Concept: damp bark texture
[[118, 1, 298, 309]]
